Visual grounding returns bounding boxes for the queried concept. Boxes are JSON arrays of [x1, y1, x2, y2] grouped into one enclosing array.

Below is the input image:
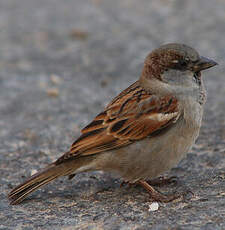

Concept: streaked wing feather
[[56, 81, 180, 163]]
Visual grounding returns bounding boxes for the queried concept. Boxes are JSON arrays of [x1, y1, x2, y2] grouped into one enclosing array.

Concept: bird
[[8, 43, 217, 205]]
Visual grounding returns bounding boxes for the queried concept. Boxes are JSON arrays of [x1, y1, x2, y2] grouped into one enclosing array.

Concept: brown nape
[[142, 49, 181, 80]]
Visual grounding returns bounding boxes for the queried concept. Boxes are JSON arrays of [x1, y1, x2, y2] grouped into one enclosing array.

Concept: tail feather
[[8, 163, 74, 205]]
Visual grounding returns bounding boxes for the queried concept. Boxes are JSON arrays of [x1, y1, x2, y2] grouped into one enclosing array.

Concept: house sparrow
[[8, 43, 217, 205]]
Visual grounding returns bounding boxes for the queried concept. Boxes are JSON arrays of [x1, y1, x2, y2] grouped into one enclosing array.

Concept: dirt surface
[[0, 0, 225, 229]]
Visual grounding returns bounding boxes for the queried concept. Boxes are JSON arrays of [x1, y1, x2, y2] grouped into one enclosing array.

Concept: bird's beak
[[193, 56, 218, 72]]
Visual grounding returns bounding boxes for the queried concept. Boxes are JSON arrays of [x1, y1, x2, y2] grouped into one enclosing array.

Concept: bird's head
[[140, 43, 217, 93]]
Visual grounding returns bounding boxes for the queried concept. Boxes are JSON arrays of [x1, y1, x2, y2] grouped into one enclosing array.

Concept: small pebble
[[47, 88, 59, 97], [50, 74, 61, 85], [148, 202, 159, 212], [31, 169, 38, 176], [70, 29, 88, 40]]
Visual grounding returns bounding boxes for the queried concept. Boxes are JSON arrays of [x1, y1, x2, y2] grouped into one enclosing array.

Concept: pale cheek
[[162, 69, 194, 87]]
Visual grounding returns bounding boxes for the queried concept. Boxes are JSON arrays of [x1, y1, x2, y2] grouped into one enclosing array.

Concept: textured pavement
[[0, 0, 225, 229]]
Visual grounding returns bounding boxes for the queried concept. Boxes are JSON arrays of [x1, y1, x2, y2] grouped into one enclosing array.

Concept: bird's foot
[[120, 181, 136, 188], [138, 180, 181, 203], [147, 176, 178, 187]]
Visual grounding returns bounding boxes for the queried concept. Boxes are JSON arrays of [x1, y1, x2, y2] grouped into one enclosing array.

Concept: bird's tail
[[8, 158, 82, 205]]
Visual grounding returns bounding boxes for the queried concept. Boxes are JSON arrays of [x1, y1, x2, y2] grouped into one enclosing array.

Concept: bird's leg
[[120, 181, 135, 188], [138, 180, 181, 203], [68, 174, 75, 180], [147, 176, 178, 187]]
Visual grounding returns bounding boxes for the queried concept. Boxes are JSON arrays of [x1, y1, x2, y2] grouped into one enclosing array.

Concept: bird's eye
[[171, 57, 190, 70]]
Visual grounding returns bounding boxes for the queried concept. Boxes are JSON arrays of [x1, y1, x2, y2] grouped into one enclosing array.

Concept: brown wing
[[57, 81, 180, 163]]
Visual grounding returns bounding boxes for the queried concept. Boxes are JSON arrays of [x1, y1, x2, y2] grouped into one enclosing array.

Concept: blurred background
[[0, 0, 224, 229]]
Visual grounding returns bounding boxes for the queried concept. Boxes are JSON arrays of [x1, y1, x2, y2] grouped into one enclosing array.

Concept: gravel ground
[[0, 0, 225, 229]]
